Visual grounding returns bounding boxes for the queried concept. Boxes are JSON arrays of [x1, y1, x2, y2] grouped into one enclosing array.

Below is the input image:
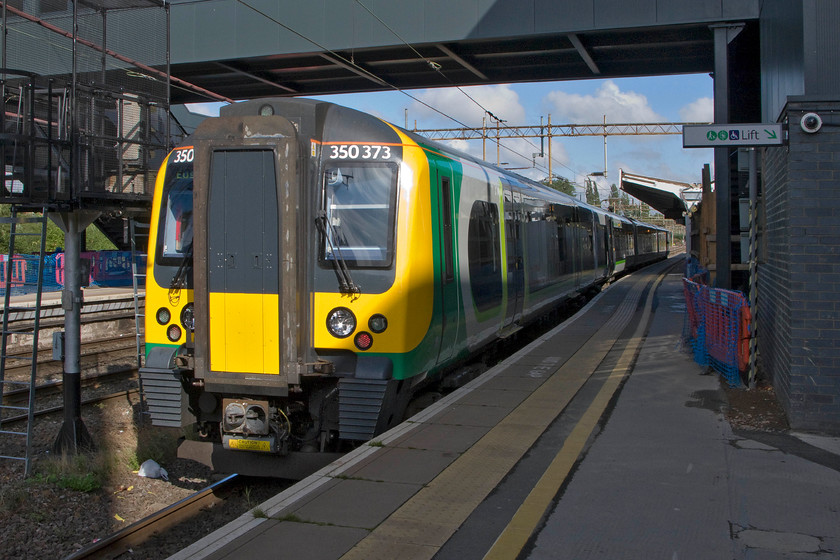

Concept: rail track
[[64, 474, 243, 560], [1, 335, 140, 423]]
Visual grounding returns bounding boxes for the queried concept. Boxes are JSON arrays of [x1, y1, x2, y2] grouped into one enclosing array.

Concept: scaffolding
[[1, 0, 170, 209], [0, 0, 170, 475]]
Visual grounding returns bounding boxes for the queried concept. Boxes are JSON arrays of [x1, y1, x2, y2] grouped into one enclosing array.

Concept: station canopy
[[618, 170, 702, 224]]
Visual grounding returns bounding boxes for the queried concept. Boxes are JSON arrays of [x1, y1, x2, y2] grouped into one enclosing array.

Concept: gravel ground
[[0, 391, 290, 560], [0, 369, 790, 560]]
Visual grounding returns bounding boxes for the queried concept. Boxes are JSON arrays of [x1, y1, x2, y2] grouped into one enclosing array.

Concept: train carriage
[[140, 98, 669, 468]]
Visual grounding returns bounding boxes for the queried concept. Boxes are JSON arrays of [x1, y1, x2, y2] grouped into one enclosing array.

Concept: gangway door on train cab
[[208, 150, 281, 376], [192, 116, 300, 394]]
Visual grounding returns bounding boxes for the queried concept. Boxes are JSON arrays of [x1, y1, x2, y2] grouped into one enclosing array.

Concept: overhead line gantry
[[411, 120, 710, 180]]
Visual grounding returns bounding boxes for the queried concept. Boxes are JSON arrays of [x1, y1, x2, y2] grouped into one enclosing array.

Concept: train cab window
[[157, 154, 194, 265], [320, 163, 397, 268]]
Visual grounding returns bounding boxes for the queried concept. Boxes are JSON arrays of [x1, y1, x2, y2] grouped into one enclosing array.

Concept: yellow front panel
[[313, 129, 435, 352], [146, 149, 191, 347], [209, 292, 280, 374]]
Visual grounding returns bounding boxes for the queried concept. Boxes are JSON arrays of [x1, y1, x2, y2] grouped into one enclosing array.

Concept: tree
[[585, 179, 601, 206], [606, 183, 622, 213], [0, 205, 117, 254], [540, 176, 576, 197], [619, 191, 632, 215]]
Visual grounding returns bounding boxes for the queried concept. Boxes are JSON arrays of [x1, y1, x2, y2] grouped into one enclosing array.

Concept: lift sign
[[683, 124, 785, 147]]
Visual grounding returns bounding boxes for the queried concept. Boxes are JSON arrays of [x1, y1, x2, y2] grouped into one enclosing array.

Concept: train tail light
[[354, 331, 373, 350], [167, 324, 182, 342]]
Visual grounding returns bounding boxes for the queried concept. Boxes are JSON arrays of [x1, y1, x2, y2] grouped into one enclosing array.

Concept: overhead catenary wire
[[234, 0, 470, 128], [352, 0, 570, 179], [235, 0, 570, 181]]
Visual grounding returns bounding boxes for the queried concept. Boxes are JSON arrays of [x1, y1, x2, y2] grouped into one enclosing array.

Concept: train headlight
[[181, 303, 195, 331], [354, 331, 373, 351], [368, 314, 388, 333], [156, 307, 171, 325], [167, 324, 182, 342], [326, 307, 355, 338]]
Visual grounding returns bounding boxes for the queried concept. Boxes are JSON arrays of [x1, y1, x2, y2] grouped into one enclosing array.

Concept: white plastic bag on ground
[[138, 459, 169, 481]]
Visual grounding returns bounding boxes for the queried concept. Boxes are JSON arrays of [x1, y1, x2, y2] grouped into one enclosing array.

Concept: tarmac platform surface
[[169, 257, 840, 560]]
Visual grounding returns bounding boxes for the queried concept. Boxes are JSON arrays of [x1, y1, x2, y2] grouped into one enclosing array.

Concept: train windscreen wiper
[[169, 244, 193, 291], [316, 211, 360, 297]]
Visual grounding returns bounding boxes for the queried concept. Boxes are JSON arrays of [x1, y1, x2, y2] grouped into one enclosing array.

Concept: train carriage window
[[468, 201, 502, 312], [321, 163, 398, 268]]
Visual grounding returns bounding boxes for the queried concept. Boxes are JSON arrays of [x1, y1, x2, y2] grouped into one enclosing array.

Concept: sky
[[188, 73, 714, 203]]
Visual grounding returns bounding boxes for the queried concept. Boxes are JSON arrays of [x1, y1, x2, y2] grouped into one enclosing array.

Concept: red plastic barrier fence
[[682, 277, 750, 386]]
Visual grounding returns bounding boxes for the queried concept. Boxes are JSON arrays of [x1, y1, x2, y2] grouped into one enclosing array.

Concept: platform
[[169, 256, 840, 560]]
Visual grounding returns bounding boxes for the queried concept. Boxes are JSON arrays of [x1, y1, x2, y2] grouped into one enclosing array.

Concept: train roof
[[216, 98, 668, 232]]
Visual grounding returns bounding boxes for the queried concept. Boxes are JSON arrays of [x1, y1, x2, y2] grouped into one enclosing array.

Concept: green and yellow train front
[[140, 145, 196, 429], [144, 102, 466, 454], [311, 122, 464, 441]]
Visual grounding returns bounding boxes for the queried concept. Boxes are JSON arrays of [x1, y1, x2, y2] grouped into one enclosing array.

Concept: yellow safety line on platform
[[483, 273, 664, 560], [339, 271, 662, 560]]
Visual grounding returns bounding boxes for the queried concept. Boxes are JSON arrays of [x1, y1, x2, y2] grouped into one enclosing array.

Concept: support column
[[711, 24, 743, 290], [52, 210, 100, 455]]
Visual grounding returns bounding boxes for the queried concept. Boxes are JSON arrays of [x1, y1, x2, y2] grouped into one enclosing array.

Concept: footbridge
[[167, 0, 759, 103]]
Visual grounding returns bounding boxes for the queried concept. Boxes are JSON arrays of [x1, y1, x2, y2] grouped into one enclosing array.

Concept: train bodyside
[[141, 97, 668, 464], [628, 218, 671, 269]]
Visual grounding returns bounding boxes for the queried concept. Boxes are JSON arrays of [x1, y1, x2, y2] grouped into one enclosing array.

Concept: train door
[[593, 215, 605, 278], [569, 208, 582, 289], [436, 161, 459, 362], [503, 180, 524, 328], [206, 148, 281, 376]]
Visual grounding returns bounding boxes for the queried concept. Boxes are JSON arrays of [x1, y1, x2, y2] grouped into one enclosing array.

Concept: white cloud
[[679, 97, 713, 122], [439, 138, 483, 161], [543, 81, 664, 124], [409, 84, 526, 128]]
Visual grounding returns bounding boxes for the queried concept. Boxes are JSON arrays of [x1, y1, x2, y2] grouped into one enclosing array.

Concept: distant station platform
[[170, 256, 840, 560], [0, 286, 142, 319]]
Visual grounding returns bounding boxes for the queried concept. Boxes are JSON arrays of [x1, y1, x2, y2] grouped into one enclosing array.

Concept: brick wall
[[759, 100, 840, 433]]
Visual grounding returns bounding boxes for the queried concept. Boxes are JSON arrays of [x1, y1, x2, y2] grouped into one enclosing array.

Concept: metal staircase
[[0, 208, 49, 476]]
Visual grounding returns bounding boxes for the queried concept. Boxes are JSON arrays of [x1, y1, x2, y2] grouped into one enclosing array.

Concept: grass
[[32, 453, 108, 493], [0, 423, 183, 514]]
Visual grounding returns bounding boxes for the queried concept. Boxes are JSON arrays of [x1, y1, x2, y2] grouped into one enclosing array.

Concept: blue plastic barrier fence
[[0, 251, 145, 296], [682, 276, 749, 387]]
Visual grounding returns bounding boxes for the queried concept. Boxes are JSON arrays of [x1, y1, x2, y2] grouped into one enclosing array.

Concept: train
[[140, 98, 669, 467]]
